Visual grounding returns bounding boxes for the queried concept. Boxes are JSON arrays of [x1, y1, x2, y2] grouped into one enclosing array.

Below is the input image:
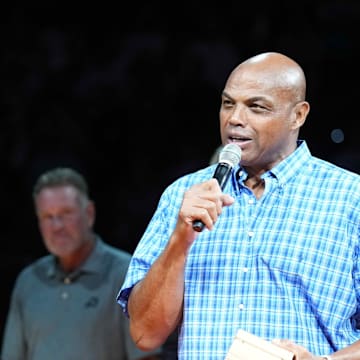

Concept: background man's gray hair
[[32, 167, 89, 200]]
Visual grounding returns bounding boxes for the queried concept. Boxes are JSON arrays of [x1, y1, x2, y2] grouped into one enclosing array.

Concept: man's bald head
[[228, 52, 307, 103]]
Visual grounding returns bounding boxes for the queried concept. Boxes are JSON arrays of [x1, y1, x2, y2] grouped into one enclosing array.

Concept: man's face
[[219, 64, 305, 173], [35, 185, 94, 257]]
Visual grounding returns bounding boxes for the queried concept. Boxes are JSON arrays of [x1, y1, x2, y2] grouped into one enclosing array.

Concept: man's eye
[[222, 100, 233, 107], [250, 103, 268, 112], [251, 103, 264, 109]]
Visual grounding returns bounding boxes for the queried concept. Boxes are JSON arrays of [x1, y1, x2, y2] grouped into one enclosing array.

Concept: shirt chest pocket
[[259, 253, 308, 289]]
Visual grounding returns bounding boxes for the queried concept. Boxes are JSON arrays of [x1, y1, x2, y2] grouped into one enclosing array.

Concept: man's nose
[[229, 105, 246, 126], [50, 215, 65, 227]]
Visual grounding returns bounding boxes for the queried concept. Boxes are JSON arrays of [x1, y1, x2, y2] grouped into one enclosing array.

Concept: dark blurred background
[[1, 1, 359, 340]]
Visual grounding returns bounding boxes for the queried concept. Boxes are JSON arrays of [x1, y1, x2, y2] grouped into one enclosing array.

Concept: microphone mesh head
[[219, 143, 242, 167]]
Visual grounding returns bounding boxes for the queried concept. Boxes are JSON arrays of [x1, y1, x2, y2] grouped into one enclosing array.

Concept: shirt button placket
[[61, 276, 71, 300]]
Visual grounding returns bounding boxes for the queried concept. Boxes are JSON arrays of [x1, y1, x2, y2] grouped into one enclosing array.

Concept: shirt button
[[238, 303, 245, 310], [248, 199, 254, 204], [243, 267, 248, 273], [64, 277, 71, 284], [61, 292, 69, 299], [248, 231, 254, 237]]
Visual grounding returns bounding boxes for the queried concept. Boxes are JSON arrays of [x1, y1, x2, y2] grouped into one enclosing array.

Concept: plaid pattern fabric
[[118, 141, 360, 359]]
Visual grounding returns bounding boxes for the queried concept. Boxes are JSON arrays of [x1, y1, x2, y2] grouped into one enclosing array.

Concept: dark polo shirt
[[1, 236, 161, 360]]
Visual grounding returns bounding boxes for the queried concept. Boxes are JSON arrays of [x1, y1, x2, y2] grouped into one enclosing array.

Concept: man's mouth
[[229, 136, 250, 143]]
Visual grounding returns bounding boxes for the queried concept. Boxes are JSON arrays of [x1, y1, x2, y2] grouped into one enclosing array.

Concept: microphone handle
[[192, 163, 232, 232], [192, 219, 206, 232]]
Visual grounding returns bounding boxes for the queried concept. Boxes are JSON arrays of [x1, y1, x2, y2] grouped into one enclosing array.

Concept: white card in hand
[[225, 329, 295, 360]]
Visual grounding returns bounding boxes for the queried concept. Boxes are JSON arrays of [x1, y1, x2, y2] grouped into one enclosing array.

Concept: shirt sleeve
[[116, 181, 183, 317], [1, 276, 27, 360]]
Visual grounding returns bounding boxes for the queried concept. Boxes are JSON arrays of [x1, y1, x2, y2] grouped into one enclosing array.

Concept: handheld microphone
[[192, 143, 242, 232]]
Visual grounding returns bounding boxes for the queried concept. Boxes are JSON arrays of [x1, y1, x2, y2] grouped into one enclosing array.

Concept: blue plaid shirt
[[118, 141, 360, 359]]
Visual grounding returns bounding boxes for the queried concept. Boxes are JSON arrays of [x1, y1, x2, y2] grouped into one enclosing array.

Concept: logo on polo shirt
[[85, 296, 99, 307]]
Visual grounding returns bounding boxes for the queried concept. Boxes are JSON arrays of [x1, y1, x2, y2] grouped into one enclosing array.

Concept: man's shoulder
[[311, 156, 360, 184], [99, 240, 132, 263], [19, 254, 52, 273], [12, 254, 52, 289], [308, 157, 360, 205]]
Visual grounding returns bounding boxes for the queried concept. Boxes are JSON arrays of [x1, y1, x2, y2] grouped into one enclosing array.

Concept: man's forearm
[[128, 234, 187, 351]]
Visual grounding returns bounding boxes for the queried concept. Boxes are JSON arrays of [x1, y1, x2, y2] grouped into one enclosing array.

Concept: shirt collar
[[268, 140, 311, 186], [233, 140, 312, 188], [46, 235, 105, 280]]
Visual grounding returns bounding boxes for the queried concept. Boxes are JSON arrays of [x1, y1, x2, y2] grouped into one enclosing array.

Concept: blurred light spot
[[330, 128, 344, 143]]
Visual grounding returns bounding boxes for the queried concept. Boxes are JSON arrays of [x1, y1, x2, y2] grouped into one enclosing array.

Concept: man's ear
[[87, 201, 96, 227], [291, 101, 310, 130]]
